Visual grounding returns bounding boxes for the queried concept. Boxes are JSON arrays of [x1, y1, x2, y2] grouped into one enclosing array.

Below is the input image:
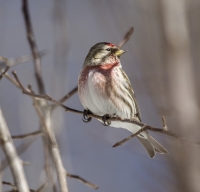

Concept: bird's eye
[[106, 48, 111, 51]]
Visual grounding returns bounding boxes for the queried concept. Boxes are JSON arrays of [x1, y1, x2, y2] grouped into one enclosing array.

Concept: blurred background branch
[[0, 108, 30, 192]]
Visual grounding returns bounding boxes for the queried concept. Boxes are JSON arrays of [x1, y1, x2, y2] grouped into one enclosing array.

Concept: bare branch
[[67, 173, 98, 189], [118, 27, 134, 48], [58, 86, 78, 103], [12, 130, 42, 139], [0, 108, 30, 192], [27, 86, 67, 192], [22, 0, 45, 94], [0, 70, 21, 89], [2, 181, 17, 191], [2, 181, 35, 192], [22, 2, 53, 190], [12, 70, 81, 114], [112, 124, 178, 147], [22, 1, 69, 189], [51, 86, 78, 111], [0, 51, 46, 67], [0, 135, 40, 172], [0, 51, 47, 82]]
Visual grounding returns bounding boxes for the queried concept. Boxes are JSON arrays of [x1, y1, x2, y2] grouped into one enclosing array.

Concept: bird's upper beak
[[115, 49, 126, 57]]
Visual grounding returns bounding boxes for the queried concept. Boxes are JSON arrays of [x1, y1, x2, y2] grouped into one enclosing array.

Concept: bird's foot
[[102, 114, 111, 126], [82, 109, 92, 123]]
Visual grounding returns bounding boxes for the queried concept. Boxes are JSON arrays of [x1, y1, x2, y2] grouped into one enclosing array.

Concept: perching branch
[[0, 108, 30, 192], [12, 71, 185, 147]]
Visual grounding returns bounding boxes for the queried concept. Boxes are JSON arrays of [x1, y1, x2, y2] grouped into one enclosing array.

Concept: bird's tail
[[137, 132, 168, 158]]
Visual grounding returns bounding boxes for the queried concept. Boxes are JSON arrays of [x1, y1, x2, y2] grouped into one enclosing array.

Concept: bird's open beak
[[115, 49, 126, 57]]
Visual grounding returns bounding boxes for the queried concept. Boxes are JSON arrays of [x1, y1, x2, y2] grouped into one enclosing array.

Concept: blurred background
[[0, 0, 200, 191]]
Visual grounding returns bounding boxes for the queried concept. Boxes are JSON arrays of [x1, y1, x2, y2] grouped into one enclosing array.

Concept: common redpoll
[[78, 42, 167, 158]]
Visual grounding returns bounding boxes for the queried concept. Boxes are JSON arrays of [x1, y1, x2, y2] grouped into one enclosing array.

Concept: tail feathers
[[137, 136, 155, 158], [137, 133, 168, 158], [147, 135, 168, 154]]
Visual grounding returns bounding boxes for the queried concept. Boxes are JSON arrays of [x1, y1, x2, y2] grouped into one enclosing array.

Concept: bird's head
[[83, 42, 125, 67]]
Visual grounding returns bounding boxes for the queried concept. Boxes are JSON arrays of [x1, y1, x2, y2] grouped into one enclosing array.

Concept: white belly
[[80, 70, 118, 114], [78, 67, 145, 136]]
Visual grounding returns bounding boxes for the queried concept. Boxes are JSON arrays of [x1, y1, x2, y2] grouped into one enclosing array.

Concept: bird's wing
[[120, 68, 142, 122]]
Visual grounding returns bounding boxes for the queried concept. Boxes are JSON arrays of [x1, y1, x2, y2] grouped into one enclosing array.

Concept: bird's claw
[[82, 110, 92, 123], [102, 114, 111, 126]]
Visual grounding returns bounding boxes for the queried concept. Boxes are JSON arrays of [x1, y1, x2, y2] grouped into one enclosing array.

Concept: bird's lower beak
[[115, 49, 126, 57]]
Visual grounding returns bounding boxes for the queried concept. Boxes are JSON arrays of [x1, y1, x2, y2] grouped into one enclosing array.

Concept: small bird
[[78, 42, 167, 158]]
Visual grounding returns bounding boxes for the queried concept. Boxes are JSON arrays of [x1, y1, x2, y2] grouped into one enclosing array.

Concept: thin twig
[[51, 86, 78, 110], [0, 66, 9, 80], [22, 0, 45, 94], [2, 181, 17, 191], [0, 51, 47, 82], [35, 181, 47, 192], [0, 108, 30, 192], [2, 181, 35, 192], [118, 27, 134, 48], [0, 70, 21, 89], [67, 173, 98, 189], [58, 86, 78, 103], [12, 130, 42, 139], [112, 125, 178, 147], [0, 51, 46, 68], [12, 70, 82, 114]]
